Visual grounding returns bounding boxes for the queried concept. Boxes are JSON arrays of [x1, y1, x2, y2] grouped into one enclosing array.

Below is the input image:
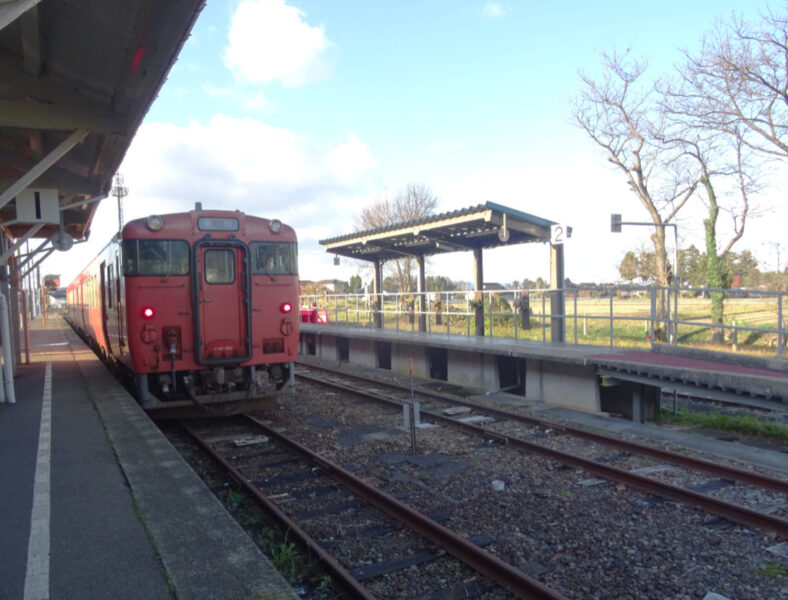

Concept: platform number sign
[[550, 224, 571, 245]]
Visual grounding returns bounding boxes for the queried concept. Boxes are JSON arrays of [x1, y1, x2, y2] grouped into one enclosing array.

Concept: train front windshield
[[121, 240, 297, 277], [250, 242, 298, 276], [123, 239, 190, 276]]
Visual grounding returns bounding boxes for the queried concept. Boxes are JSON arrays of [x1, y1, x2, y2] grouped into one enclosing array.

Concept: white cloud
[[44, 116, 378, 284], [201, 84, 237, 100], [242, 92, 269, 110], [224, 0, 332, 87], [482, 2, 506, 18], [201, 84, 271, 111], [122, 116, 376, 204], [325, 133, 376, 181]]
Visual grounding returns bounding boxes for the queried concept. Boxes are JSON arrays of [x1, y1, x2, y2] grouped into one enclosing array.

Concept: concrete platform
[[300, 323, 788, 421], [0, 316, 298, 600]]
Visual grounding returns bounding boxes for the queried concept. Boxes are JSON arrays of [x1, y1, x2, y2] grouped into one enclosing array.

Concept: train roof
[[122, 209, 296, 239]]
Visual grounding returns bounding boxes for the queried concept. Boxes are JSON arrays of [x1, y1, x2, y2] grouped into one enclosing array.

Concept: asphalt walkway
[[0, 315, 297, 600]]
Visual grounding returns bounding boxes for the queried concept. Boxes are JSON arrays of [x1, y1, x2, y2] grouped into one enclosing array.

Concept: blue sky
[[45, 0, 787, 286]]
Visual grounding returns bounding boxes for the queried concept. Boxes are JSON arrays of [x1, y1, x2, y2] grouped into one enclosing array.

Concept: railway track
[[177, 415, 566, 600], [295, 361, 788, 538], [162, 363, 788, 598]]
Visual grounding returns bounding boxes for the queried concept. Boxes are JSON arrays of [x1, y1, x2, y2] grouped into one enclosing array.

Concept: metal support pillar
[[417, 255, 426, 332], [21, 291, 30, 364], [0, 292, 16, 403], [373, 258, 383, 329], [473, 247, 484, 337], [550, 243, 565, 342], [9, 263, 20, 365]]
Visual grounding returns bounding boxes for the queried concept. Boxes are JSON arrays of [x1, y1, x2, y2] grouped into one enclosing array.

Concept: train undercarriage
[[67, 319, 294, 418], [137, 362, 294, 418]]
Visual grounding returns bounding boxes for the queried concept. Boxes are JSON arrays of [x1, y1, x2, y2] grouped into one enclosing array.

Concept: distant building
[[482, 282, 506, 291], [576, 282, 598, 298], [320, 279, 348, 293]]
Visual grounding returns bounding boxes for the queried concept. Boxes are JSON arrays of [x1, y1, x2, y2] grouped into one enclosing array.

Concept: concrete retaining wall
[[299, 327, 605, 415]]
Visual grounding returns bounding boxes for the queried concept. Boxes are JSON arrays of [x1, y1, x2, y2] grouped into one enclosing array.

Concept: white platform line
[[24, 362, 52, 600]]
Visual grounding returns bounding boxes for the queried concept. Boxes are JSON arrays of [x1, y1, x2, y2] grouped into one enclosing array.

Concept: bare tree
[[660, 127, 755, 340], [659, 7, 783, 341], [571, 51, 698, 288], [356, 183, 439, 292], [679, 7, 788, 160]]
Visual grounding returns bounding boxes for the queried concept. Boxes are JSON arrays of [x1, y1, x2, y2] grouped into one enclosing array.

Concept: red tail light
[[280, 302, 293, 313], [141, 307, 155, 319]]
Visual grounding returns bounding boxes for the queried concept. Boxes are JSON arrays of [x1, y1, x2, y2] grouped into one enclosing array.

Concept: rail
[[297, 367, 788, 537], [183, 416, 568, 600], [300, 285, 787, 360]]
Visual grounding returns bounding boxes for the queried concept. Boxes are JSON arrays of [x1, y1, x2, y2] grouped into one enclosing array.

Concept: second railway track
[[295, 361, 788, 538]]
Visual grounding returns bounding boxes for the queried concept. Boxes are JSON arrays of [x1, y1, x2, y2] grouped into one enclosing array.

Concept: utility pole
[[111, 173, 128, 233]]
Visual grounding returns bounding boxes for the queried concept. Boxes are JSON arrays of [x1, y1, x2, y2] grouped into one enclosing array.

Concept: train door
[[100, 262, 112, 354], [114, 252, 126, 353], [193, 242, 252, 364], [79, 280, 86, 331]]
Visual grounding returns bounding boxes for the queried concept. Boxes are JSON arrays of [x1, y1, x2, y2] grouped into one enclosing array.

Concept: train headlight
[[146, 215, 163, 231], [269, 219, 283, 233], [280, 302, 293, 313], [141, 306, 155, 319]]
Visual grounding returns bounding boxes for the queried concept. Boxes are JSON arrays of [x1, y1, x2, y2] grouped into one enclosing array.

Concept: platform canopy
[[320, 201, 557, 262], [0, 0, 204, 250]]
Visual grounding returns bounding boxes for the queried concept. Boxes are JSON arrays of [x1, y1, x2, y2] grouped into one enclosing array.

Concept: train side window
[[204, 249, 235, 284]]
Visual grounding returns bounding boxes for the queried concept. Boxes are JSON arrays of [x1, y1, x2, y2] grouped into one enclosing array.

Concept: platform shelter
[[0, 0, 203, 399], [320, 201, 570, 340]]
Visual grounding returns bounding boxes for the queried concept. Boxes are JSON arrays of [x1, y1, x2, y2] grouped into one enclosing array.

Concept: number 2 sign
[[550, 224, 572, 245]]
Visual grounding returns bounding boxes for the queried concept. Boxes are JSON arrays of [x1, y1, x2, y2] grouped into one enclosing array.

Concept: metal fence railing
[[300, 286, 787, 360]]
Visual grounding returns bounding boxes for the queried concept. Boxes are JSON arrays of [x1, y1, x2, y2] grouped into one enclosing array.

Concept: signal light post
[[610, 214, 679, 343]]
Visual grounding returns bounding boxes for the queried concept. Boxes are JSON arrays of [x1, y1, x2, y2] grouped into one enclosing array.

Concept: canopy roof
[[320, 201, 557, 262], [0, 0, 204, 244]]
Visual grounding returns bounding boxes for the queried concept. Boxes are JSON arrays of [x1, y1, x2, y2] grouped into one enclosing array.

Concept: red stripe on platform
[[589, 350, 788, 379]]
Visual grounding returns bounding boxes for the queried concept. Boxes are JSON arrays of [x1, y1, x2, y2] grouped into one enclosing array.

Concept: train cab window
[[204, 249, 235, 284], [122, 239, 189, 276], [251, 242, 298, 276]]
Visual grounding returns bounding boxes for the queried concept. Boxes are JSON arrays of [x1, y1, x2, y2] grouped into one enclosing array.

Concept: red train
[[66, 206, 300, 416]]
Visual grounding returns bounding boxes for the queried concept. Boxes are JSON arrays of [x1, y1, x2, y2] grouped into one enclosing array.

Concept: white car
[[47, 295, 65, 310]]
